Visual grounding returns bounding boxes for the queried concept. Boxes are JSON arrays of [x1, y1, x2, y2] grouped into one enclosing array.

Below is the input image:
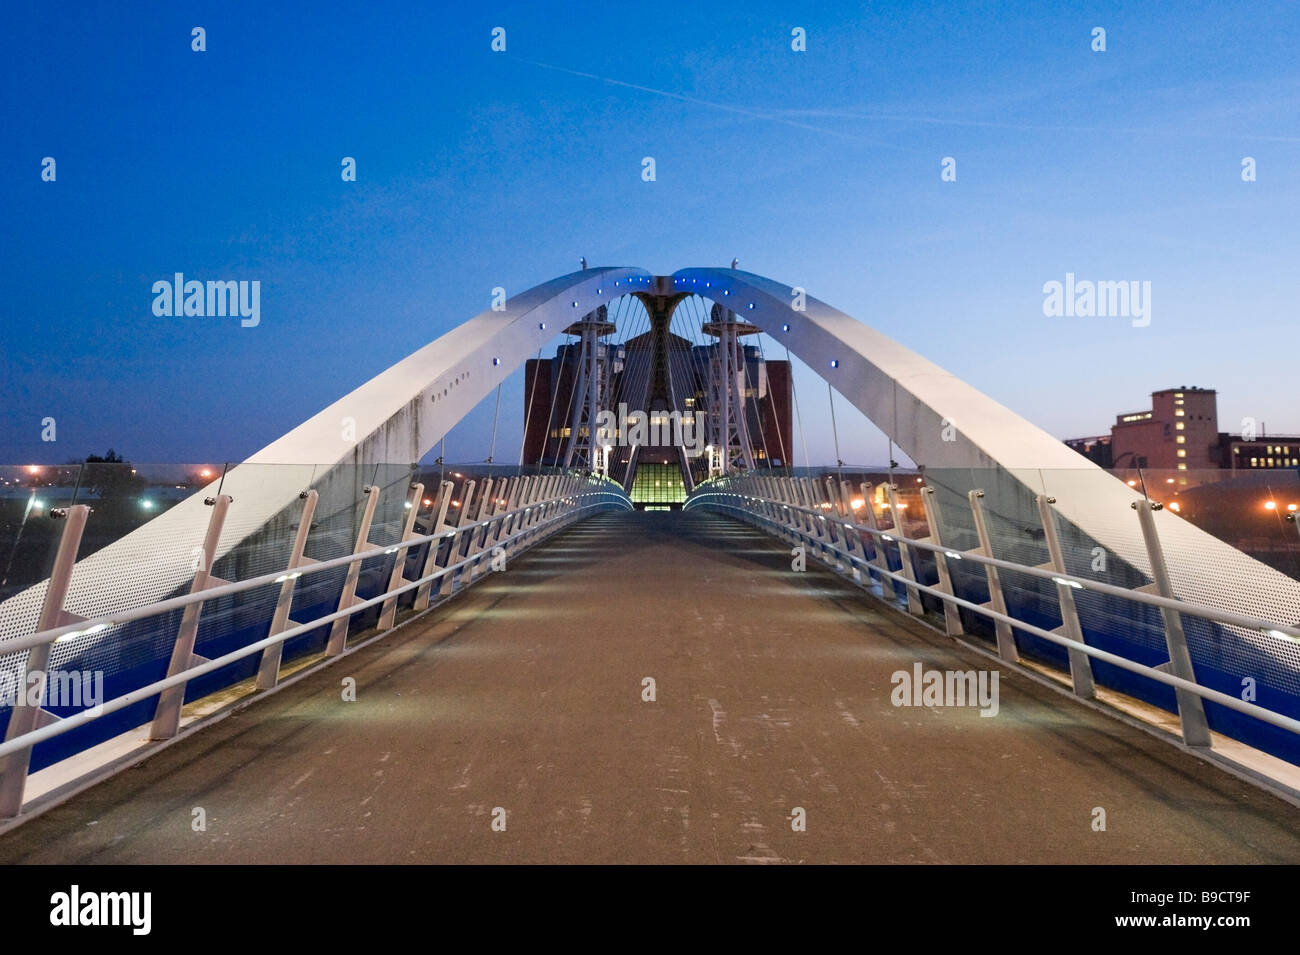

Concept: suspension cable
[[786, 345, 812, 472], [827, 380, 844, 483], [487, 382, 503, 464]]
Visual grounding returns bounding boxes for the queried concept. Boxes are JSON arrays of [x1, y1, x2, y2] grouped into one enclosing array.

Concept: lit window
[[1251, 457, 1259, 467], [1175, 409, 1185, 417], [1175, 399, 1185, 406], [1177, 463, 1187, 470], [1176, 436, 1185, 444], [1174, 392, 1184, 398], [1176, 422, 1185, 430], [1177, 449, 1187, 458]]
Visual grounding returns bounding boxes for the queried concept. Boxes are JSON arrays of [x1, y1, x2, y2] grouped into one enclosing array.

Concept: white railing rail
[[686, 477, 1300, 749], [0, 472, 631, 816]]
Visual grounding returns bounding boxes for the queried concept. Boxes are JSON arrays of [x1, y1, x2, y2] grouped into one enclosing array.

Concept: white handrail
[[0, 491, 629, 761], [689, 489, 1300, 737]]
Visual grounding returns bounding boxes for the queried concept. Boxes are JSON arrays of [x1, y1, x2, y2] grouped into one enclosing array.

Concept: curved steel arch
[[0, 267, 652, 654], [2, 264, 1297, 661], [673, 266, 1300, 631]]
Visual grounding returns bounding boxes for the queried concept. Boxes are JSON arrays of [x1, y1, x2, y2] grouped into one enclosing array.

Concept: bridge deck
[[3, 511, 1299, 864]]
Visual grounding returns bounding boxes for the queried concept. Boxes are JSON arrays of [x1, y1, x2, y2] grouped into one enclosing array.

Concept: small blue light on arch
[[829, 359, 839, 369], [782, 323, 790, 332], [539, 322, 547, 330], [493, 357, 502, 366], [747, 303, 755, 309]]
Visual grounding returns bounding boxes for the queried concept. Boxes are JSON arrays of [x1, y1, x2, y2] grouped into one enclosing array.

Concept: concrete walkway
[[3, 510, 1299, 864]]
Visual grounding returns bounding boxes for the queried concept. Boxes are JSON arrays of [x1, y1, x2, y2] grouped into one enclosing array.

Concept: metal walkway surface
[[3, 511, 1299, 864]]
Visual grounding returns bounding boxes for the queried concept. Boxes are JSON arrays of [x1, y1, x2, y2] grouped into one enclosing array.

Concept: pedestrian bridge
[[2, 267, 1299, 862]]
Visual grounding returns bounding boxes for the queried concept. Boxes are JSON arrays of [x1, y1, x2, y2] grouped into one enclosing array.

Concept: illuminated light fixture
[[1264, 501, 1277, 511], [404, 501, 413, 509], [539, 322, 546, 330], [1053, 577, 1084, 589], [26, 465, 40, 475], [140, 500, 154, 510], [1289, 504, 1298, 512], [423, 498, 432, 506], [747, 303, 755, 309], [199, 468, 213, 479], [1166, 478, 1175, 484], [829, 359, 839, 368], [1168, 502, 1181, 512], [492, 357, 502, 366], [850, 499, 864, 510], [451, 500, 462, 507], [57, 622, 109, 644], [571, 300, 578, 307], [1127, 479, 1138, 487], [781, 323, 790, 332]]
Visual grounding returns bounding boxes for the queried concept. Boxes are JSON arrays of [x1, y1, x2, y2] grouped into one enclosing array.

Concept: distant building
[[1222, 437, 1300, 471], [1064, 435, 1113, 468], [1065, 386, 1299, 473], [1108, 387, 1219, 470]]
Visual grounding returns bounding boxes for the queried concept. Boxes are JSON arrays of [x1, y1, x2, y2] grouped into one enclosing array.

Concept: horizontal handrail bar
[[0, 495, 626, 761], [688, 489, 1300, 643], [692, 497, 1300, 737], [4, 487, 628, 657]]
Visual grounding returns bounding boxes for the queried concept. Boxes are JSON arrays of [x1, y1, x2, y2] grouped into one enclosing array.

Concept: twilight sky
[[3, 0, 1297, 467]]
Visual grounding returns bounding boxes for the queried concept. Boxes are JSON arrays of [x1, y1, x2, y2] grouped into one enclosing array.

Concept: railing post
[[150, 494, 233, 740], [256, 490, 319, 689], [967, 490, 1019, 663], [859, 483, 892, 594], [838, 480, 867, 574], [1035, 495, 1095, 698], [0, 504, 91, 818], [919, 487, 964, 636], [438, 479, 477, 598], [823, 476, 848, 571], [885, 484, 924, 616], [413, 481, 454, 611], [465, 478, 495, 579], [325, 485, 381, 656], [1133, 500, 1211, 747], [378, 482, 425, 630]]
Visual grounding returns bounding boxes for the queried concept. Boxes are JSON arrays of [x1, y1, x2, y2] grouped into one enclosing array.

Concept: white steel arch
[[0, 268, 652, 655], [672, 266, 1300, 630]]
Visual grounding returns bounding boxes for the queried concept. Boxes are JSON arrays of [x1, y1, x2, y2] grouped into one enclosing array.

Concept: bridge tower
[[703, 303, 758, 473], [629, 278, 696, 495], [561, 305, 616, 470]]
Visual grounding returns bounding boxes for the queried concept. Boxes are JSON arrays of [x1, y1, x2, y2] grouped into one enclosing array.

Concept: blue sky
[[3, 0, 1297, 467]]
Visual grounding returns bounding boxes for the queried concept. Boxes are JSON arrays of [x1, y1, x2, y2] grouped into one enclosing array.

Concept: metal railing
[[0, 470, 631, 817], [686, 474, 1300, 755]]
